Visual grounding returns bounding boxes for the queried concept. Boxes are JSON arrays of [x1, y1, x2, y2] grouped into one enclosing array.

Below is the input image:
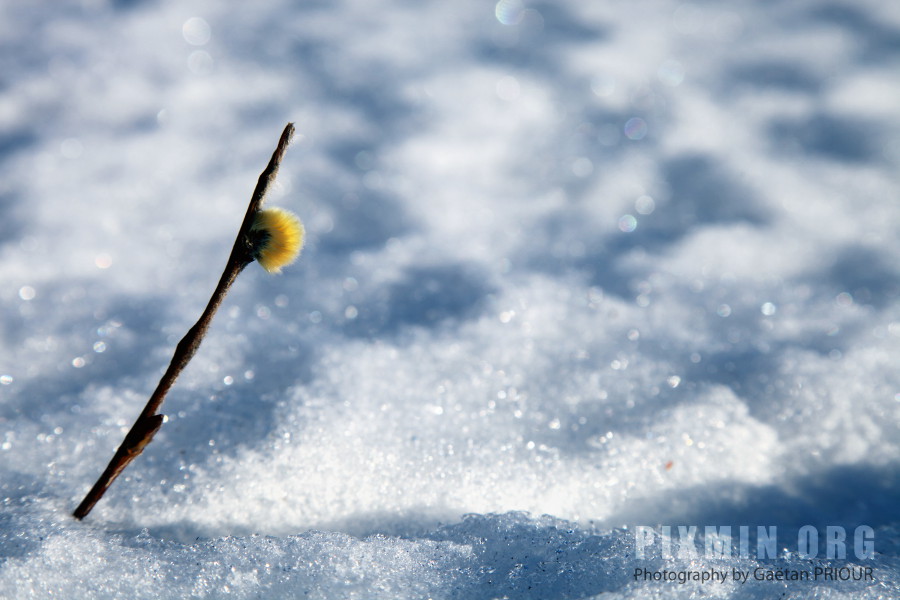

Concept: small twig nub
[[73, 123, 296, 520]]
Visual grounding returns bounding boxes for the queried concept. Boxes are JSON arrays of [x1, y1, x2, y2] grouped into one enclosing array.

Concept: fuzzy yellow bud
[[250, 207, 305, 273]]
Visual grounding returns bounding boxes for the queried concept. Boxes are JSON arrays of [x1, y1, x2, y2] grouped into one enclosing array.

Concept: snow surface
[[2, 0, 900, 597]]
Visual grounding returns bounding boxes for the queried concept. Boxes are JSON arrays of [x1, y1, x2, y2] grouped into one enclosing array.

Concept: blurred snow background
[[2, 0, 900, 597]]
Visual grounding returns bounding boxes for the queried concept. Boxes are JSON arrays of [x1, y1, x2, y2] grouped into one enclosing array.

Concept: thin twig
[[74, 123, 296, 520]]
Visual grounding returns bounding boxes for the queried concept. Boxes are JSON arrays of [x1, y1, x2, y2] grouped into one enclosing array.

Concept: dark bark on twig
[[73, 123, 295, 520]]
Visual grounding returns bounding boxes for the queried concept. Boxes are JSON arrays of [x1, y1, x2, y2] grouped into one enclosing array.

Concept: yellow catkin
[[250, 208, 305, 273]]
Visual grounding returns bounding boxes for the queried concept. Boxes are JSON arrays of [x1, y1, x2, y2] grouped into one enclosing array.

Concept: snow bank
[[1, 0, 899, 597]]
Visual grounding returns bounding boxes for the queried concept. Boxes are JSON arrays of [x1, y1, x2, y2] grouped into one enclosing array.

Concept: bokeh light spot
[[618, 214, 637, 232], [624, 117, 648, 140], [591, 74, 616, 97], [495, 0, 524, 25], [182, 17, 211, 46], [187, 50, 213, 75], [571, 157, 594, 178], [635, 195, 655, 215]]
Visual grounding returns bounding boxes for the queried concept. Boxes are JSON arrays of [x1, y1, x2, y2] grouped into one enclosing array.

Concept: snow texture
[[2, 0, 900, 598]]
